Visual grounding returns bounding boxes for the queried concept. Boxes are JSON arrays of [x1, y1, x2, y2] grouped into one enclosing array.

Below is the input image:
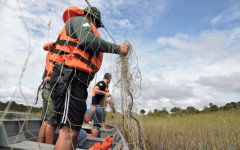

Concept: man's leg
[[55, 125, 80, 150], [45, 124, 57, 144], [91, 106, 103, 137], [76, 129, 87, 148], [54, 80, 87, 149], [38, 84, 49, 143], [102, 122, 106, 129], [45, 89, 58, 144], [91, 128, 100, 137], [102, 109, 106, 129], [38, 121, 47, 142]]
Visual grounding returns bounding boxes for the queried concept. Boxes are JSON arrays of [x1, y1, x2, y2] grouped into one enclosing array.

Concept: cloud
[[198, 73, 240, 93], [96, 0, 169, 38], [0, 85, 39, 106], [114, 19, 135, 30], [210, 5, 240, 25], [156, 28, 240, 65], [142, 78, 193, 100], [135, 27, 240, 110], [157, 31, 230, 53]]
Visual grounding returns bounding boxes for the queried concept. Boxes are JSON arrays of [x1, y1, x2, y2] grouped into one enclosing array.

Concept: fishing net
[[110, 41, 147, 149]]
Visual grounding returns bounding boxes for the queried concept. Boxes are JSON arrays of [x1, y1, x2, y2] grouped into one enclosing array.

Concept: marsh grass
[[142, 110, 240, 149], [107, 110, 240, 149]]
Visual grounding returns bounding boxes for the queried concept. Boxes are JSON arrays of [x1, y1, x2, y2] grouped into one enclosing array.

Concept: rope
[[127, 74, 143, 150]]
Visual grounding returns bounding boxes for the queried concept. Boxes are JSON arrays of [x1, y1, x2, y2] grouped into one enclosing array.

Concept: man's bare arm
[[84, 106, 96, 123], [95, 86, 110, 97]]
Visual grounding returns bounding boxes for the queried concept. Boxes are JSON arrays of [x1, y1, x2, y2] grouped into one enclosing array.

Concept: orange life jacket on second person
[[43, 42, 55, 81], [50, 6, 103, 74], [88, 135, 113, 150]]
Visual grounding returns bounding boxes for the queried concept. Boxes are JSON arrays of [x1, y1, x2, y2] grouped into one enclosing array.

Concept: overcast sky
[[0, 0, 239, 113]]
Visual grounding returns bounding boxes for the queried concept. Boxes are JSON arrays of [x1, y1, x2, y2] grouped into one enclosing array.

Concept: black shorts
[[53, 78, 88, 131]]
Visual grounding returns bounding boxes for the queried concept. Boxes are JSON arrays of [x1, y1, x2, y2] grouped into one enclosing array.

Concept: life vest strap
[[49, 59, 55, 64], [73, 53, 98, 71], [52, 49, 97, 71], [56, 39, 100, 56], [56, 39, 85, 50], [52, 49, 71, 55]]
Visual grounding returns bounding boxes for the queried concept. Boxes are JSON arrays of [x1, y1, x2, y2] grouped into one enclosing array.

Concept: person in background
[[37, 42, 58, 143], [91, 73, 112, 137]]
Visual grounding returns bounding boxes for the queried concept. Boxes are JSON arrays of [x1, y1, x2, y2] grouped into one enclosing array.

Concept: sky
[[0, 0, 239, 113]]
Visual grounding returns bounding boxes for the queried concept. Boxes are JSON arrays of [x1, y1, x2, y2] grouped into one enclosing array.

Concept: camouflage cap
[[84, 7, 104, 28]]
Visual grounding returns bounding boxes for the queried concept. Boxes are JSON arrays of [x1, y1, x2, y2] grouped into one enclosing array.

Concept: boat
[[0, 119, 129, 150]]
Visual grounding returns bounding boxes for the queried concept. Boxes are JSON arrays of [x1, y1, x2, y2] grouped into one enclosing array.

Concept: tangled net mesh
[[0, 1, 147, 150], [110, 41, 147, 150]]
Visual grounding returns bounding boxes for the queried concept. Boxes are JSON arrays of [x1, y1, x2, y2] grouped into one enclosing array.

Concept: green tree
[[161, 108, 169, 115], [140, 109, 146, 115], [230, 102, 237, 109], [209, 103, 218, 112], [223, 103, 231, 111], [185, 106, 199, 114], [147, 110, 152, 116], [170, 107, 182, 113]]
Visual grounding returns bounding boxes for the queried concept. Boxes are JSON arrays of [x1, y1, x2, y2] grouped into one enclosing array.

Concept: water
[[0, 111, 39, 120]]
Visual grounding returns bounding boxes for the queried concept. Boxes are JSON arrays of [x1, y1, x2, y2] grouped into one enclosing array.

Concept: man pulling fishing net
[[48, 6, 129, 150]]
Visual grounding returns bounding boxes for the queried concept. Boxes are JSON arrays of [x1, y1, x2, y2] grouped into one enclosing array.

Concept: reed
[[107, 110, 240, 149], [141, 110, 240, 149]]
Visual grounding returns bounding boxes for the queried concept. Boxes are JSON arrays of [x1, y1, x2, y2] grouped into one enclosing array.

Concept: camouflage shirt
[[65, 16, 120, 55]]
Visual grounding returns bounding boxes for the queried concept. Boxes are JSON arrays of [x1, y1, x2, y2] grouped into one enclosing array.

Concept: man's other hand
[[91, 106, 96, 112], [105, 92, 111, 97]]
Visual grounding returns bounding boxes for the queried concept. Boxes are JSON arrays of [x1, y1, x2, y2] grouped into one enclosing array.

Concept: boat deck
[[0, 119, 129, 150]]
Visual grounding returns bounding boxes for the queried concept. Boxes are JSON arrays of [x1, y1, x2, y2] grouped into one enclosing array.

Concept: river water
[[0, 111, 40, 120]]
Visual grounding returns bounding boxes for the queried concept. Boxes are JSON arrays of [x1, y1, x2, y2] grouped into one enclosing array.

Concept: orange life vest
[[50, 6, 103, 74], [88, 135, 113, 150], [88, 142, 101, 150], [92, 87, 96, 97], [43, 42, 55, 81], [100, 135, 113, 150]]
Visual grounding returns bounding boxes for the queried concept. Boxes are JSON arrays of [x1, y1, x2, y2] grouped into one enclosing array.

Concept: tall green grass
[[106, 110, 240, 149], [141, 110, 240, 149]]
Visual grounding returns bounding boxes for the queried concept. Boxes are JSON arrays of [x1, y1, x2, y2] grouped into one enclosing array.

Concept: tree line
[[0, 101, 42, 113], [140, 101, 240, 116]]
